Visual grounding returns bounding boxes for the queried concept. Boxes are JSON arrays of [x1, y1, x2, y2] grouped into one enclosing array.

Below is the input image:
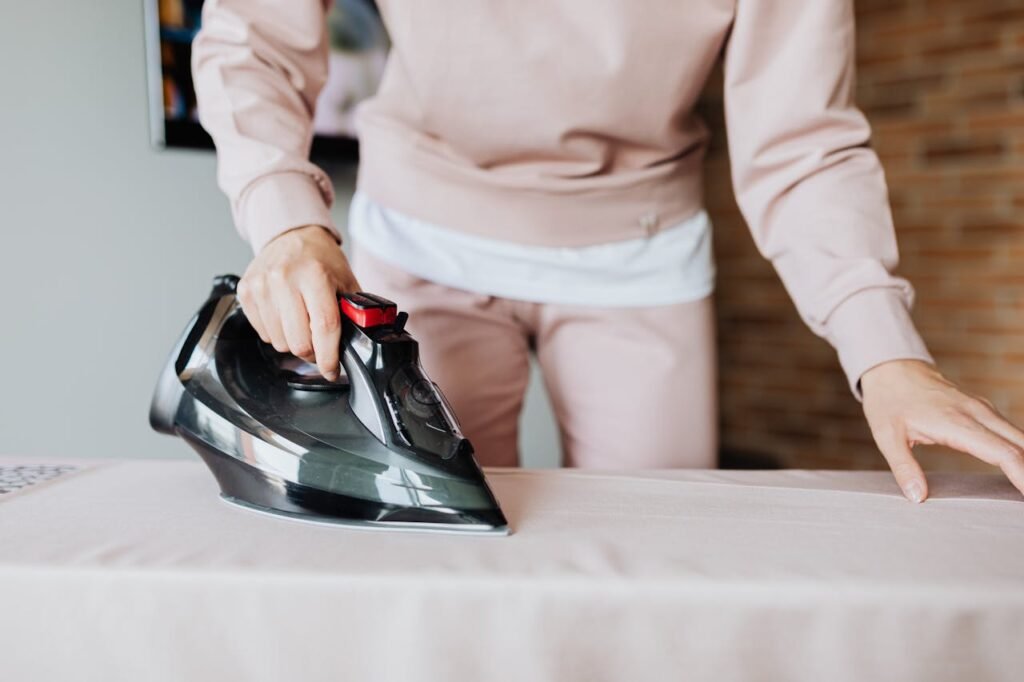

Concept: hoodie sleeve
[[192, 0, 338, 253], [722, 0, 933, 398]]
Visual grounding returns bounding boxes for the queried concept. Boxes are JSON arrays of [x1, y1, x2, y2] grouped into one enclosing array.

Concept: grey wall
[[0, 0, 559, 467]]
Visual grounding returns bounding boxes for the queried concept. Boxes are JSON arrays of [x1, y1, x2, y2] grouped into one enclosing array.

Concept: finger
[[242, 302, 271, 344], [973, 423, 1024, 496], [970, 401, 1024, 451], [255, 288, 288, 353], [300, 275, 342, 381], [926, 416, 1024, 496], [271, 281, 314, 362], [874, 425, 929, 503], [236, 280, 270, 344], [971, 425, 1024, 496], [997, 449, 1024, 497], [927, 413, 1022, 466]]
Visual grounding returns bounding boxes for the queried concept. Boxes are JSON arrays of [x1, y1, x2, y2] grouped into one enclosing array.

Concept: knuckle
[[943, 406, 970, 423], [245, 276, 266, 297], [292, 340, 314, 358], [1001, 446, 1024, 464], [941, 403, 961, 417], [304, 260, 329, 279], [965, 397, 994, 415], [878, 420, 900, 438], [235, 287, 252, 308], [311, 310, 341, 334], [990, 443, 1024, 465], [886, 456, 921, 482], [873, 420, 903, 445], [267, 266, 290, 284]]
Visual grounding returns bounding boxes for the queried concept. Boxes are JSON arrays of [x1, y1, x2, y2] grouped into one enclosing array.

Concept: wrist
[[860, 359, 938, 396], [238, 172, 337, 254], [271, 224, 338, 246]]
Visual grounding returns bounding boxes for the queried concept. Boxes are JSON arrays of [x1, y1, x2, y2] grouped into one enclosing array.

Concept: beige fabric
[[1, 457, 1022, 681]]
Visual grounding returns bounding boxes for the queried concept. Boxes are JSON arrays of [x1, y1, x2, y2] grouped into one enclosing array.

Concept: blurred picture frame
[[143, 0, 389, 160]]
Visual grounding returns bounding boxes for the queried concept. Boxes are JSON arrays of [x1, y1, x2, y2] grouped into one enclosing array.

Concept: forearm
[[192, 0, 339, 253], [723, 0, 932, 397]]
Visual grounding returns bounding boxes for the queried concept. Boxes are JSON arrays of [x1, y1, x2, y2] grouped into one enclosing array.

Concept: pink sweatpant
[[352, 245, 719, 469]]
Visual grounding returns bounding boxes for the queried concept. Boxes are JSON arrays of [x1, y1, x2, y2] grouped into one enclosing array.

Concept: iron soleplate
[[220, 494, 511, 536]]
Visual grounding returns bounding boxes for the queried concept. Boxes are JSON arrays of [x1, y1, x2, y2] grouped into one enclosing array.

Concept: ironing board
[[1, 457, 1021, 682]]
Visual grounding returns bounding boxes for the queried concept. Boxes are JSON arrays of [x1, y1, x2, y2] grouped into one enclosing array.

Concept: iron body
[[150, 275, 509, 535]]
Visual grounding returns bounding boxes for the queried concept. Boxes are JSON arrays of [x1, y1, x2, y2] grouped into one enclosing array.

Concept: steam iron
[[150, 275, 509, 535]]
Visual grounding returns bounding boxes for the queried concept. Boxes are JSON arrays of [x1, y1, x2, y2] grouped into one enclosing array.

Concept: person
[[192, 0, 1024, 501]]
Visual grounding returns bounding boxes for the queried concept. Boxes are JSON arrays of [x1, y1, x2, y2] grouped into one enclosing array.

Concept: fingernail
[[904, 482, 925, 503]]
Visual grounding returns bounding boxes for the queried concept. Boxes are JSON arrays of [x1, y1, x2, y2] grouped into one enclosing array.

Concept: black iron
[[150, 275, 508, 534]]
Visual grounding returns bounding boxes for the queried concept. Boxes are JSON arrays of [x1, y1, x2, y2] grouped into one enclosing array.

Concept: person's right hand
[[236, 224, 360, 381]]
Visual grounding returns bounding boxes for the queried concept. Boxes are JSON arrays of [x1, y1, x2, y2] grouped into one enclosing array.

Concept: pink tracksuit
[[193, 0, 933, 467]]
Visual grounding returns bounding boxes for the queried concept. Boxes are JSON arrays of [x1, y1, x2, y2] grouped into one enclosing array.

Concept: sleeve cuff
[[823, 288, 934, 401], [236, 172, 340, 253]]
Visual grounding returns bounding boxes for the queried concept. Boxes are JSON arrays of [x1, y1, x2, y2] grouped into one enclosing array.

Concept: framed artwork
[[144, 0, 388, 159]]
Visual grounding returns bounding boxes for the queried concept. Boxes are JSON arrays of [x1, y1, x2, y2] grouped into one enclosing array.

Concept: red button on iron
[[341, 292, 398, 328]]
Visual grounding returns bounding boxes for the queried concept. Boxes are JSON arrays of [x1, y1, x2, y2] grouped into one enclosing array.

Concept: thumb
[[874, 427, 929, 503]]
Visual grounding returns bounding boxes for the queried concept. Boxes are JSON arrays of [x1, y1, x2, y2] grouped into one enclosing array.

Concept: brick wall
[[705, 0, 1024, 470]]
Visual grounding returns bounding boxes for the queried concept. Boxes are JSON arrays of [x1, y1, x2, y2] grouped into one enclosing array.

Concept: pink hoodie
[[192, 0, 933, 393]]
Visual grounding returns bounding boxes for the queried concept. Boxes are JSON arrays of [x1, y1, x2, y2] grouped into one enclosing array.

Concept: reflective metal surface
[[150, 276, 508, 534]]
